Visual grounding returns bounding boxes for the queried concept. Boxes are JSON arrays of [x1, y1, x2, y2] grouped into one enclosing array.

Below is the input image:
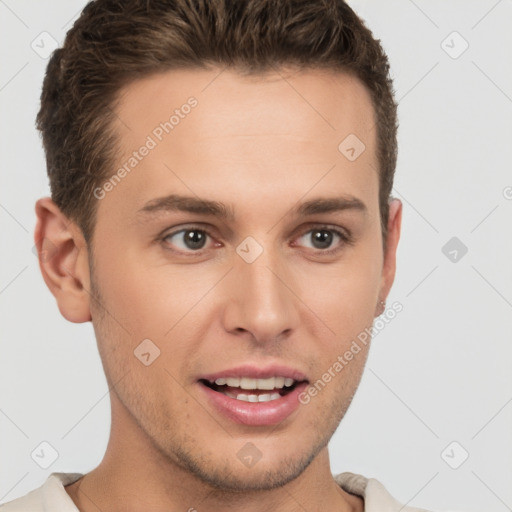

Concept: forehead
[[100, 67, 379, 222], [114, 66, 376, 145]]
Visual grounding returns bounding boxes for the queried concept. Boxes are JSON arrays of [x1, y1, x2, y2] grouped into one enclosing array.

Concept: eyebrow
[[137, 194, 366, 221], [138, 194, 235, 221], [295, 196, 367, 216]]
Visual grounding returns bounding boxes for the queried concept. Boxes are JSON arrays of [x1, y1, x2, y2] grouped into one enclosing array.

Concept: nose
[[221, 247, 300, 345]]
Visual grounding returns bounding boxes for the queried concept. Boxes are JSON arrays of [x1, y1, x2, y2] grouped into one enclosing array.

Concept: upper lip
[[199, 364, 309, 383]]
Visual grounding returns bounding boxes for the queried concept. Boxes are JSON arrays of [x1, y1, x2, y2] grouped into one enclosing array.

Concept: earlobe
[[377, 198, 402, 310], [34, 197, 92, 323]]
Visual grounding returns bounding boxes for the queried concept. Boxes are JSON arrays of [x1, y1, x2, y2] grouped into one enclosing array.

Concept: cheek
[[91, 243, 183, 338], [300, 245, 382, 332], [90, 244, 216, 378]]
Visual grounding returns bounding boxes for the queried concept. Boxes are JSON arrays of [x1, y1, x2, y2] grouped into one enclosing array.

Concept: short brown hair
[[37, 0, 398, 247]]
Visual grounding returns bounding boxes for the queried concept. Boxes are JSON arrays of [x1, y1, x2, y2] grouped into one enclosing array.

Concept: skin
[[35, 67, 402, 512]]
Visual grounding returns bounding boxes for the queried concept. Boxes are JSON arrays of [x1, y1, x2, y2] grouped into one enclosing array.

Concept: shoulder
[[0, 472, 83, 512], [334, 471, 438, 512]]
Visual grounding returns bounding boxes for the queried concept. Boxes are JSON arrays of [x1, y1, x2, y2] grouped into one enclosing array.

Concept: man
[[1, 0, 436, 510]]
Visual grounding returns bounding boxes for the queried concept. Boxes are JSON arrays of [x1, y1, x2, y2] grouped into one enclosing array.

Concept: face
[[81, 67, 398, 491]]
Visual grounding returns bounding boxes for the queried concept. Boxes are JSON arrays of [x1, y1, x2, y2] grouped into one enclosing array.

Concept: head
[[35, 0, 401, 493]]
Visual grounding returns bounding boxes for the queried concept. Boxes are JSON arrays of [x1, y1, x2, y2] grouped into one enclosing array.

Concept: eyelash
[[293, 225, 353, 255], [160, 224, 353, 257]]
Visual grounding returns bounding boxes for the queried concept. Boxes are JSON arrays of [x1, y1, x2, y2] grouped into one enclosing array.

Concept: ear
[[34, 197, 92, 323], [378, 198, 402, 306]]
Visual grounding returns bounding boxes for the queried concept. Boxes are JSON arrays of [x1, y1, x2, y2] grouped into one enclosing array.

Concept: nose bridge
[[222, 240, 298, 342]]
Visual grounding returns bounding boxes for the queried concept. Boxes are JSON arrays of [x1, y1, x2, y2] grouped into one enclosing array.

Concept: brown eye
[[310, 229, 334, 249], [296, 227, 347, 252], [164, 228, 211, 251]]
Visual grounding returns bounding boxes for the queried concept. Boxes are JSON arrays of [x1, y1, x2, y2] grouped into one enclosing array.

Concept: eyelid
[[160, 224, 220, 255], [159, 221, 220, 241], [291, 224, 353, 254], [296, 222, 352, 239]]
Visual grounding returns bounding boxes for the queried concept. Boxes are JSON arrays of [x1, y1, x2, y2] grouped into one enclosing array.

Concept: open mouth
[[199, 376, 303, 403]]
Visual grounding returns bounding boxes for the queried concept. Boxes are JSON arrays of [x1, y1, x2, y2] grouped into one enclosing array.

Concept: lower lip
[[199, 381, 309, 426]]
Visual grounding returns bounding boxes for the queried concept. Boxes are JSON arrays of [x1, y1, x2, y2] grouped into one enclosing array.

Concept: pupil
[[185, 230, 206, 249], [312, 229, 332, 249]]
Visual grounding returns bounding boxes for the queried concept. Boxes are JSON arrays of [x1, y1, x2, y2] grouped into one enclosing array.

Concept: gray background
[[1, 1, 511, 511]]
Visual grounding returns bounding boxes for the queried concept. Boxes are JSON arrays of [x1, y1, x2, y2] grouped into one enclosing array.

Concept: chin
[[171, 440, 321, 493], [196, 458, 315, 492]]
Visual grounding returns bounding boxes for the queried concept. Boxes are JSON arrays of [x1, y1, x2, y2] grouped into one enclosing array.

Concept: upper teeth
[[214, 376, 295, 390]]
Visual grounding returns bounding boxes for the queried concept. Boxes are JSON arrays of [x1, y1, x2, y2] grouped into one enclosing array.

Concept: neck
[[65, 396, 363, 512]]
